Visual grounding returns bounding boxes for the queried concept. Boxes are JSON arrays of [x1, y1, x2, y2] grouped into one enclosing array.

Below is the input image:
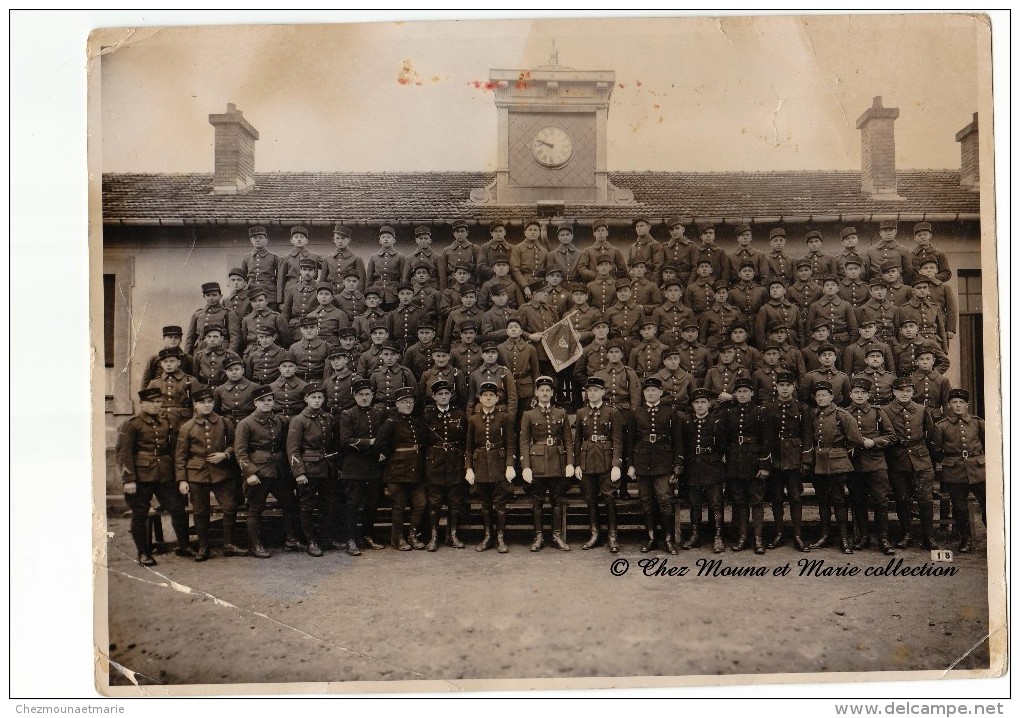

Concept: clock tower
[[470, 58, 634, 205]]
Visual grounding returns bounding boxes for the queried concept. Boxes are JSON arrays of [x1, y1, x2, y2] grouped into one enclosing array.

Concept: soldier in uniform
[[420, 344, 467, 411], [846, 377, 897, 555], [402, 324, 438, 377], [269, 355, 307, 423], [377, 387, 427, 550], [175, 387, 240, 561], [891, 318, 950, 377], [443, 284, 484, 347], [689, 223, 729, 287], [765, 228, 795, 285], [518, 281, 560, 377], [729, 261, 767, 316], [834, 227, 869, 282], [654, 346, 695, 412], [595, 341, 642, 421], [306, 283, 350, 348], [843, 319, 895, 378], [441, 220, 483, 288], [480, 284, 521, 345], [587, 257, 620, 315], [564, 283, 601, 346], [289, 316, 331, 383], [727, 225, 769, 285], [684, 260, 718, 318], [543, 222, 582, 281], [852, 345, 897, 406], [895, 277, 948, 350], [865, 220, 912, 282], [335, 270, 368, 321], [370, 344, 418, 408], [388, 283, 430, 351], [627, 259, 663, 311], [856, 278, 899, 345], [240, 225, 280, 306], [752, 345, 784, 404], [287, 382, 340, 557], [234, 385, 304, 558], [605, 280, 645, 358], [676, 321, 712, 387], [498, 317, 539, 424], [807, 276, 858, 355], [510, 219, 549, 301], [801, 343, 851, 406], [147, 348, 203, 430], [573, 319, 611, 389], [403, 226, 442, 289], [700, 285, 741, 355], [213, 356, 259, 423], [755, 280, 804, 348], [423, 380, 472, 551], [880, 262, 913, 307], [520, 376, 575, 551], [909, 347, 953, 421], [788, 260, 823, 330], [240, 288, 290, 356], [464, 381, 516, 553], [193, 327, 238, 388], [321, 224, 367, 294], [629, 319, 670, 380], [627, 216, 665, 285], [140, 325, 193, 389], [627, 377, 683, 554], [281, 258, 321, 330], [225, 267, 252, 320], [184, 282, 242, 357], [882, 377, 941, 550], [916, 259, 958, 344], [802, 230, 838, 278], [117, 387, 192, 565], [910, 222, 952, 283], [762, 372, 812, 551], [479, 259, 525, 312], [476, 220, 515, 286], [680, 388, 727, 552], [450, 322, 484, 377], [933, 389, 987, 553], [653, 279, 695, 347], [324, 350, 359, 416], [277, 226, 322, 308], [366, 225, 406, 308], [355, 323, 388, 378], [838, 257, 871, 308], [466, 341, 518, 417], [721, 378, 771, 554], [577, 218, 628, 283], [704, 342, 749, 405], [573, 377, 624, 552], [661, 218, 695, 287], [338, 379, 390, 553]]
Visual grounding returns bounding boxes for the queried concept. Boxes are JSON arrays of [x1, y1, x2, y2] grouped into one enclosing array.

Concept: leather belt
[[737, 436, 759, 445], [943, 451, 982, 458], [694, 447, 713, 454], [816, 442, 846, 449], [901, 438, 926, 447], [248, 443, 278, 451], [394, 446, 419, 453], [588, 434, 608, 443], [544, 438, 561, 446]]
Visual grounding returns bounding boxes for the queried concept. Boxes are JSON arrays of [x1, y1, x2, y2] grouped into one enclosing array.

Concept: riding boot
[[712, 507, 725, 553], [809, 501, 831, 549], [752, 504, 766, 554], [640, 515, 657, 553], [852, 504, 870, 551], [194, 511, 211, 558], [246, 509, 261, 552], [730, 505, 749, 552], [392, 507, 411, 550], [894, 501, 914, 549], [606, 499, 619, 553], [920, 503, 940, 550], [954, 505, 973, 553], [768, 502, 786, 549], [529, 506, 544, 551], [791, 503, 808, 551], [682, 503, 701, 550], [476, 511, 494, 552], [221, 513, 244, 556], [551, 507, 571, 551], [448, 509, 465, 549], [170, 511, 191, 555], [663, 505, 678, 554], [875, 504, 895, 555], [426, 510, 440, 552], [581, 501, 600, 550], [837, 506, 853, 554], [496, 510, 509, 553]]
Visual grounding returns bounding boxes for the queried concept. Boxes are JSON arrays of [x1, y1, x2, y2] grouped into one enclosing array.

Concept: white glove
[[465, 468, 476, 485], [574, 466, 583, 479], [246, 475, 261, 487], [565, 464, 575, 479], [522, 468, 533, 484], [123, 482, 137, 495], [505, 466, 516, 482], [295, 474, 309, 486], [627, 466, 636, 479], [610, 467, 622, 482], [178, 481, 190, 495]]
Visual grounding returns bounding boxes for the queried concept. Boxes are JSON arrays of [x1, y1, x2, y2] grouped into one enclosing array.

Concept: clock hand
[[535, 138, 554, 148]]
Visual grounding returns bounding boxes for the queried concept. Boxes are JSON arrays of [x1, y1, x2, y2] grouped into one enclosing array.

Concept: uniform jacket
[[337, 403, 388, 480], [762, 399, 813, 470], [388, 303, 431, 349], [480, 305, 521, 345], [838, 278, 870, 308], [676, 341, 712, 384], [450, 341, 484, 376], [800, 367, 851, 407], [752, 365, 781, 404], [881, 400, 936, 472], [476, 240, 515, 284], [728, 281, 767, 316], [727, 248, 770, 285], [467, 364, 518, 417], [865, 240, 912, 280], [652, 302, 696, 347], [441, 240, 482, 287], [269, 376, 308, 418], [141, 352, 194, 389], [289, 339, 330, 380], [465, 409, 515, 483], [835, 250, 870, 281], [194, 347, 241, 387], [241, 249, 280, 295], [765, 251, 795, 284], [175, 412, 237, 484], [366, 250, 407, 304], [699, 303, 742, 351], [629, 277, 663, 310], [846, 402, 896, 472], [910, 245, 952, 283], [277, 248, 322, 305], [234, 411, 287, 480], [510, 239, 549, 291], [680, 412, 725, 485], [627, 237, 665, 284], [402, 340, 438, 377], [282, 281, 319, 325], [517, 300, 559, 363], [573, 340, 611, 386], [627, 402, 683, 476], [629, 339, 670, 379], [573, 402, 624, 474], [420, 366, 467, 409], [214, 377, 260, 421], [851, 369, 896, 406], [520, 405, 574, 478], [226, 290, 252, 320], [286, 407, 336, 480], [802, 251, 838, 279], [116, 412, 175, 484], [805, 404, 865, 475], [587, 276, 619, 314], [934, 414, 986, 484], [788, 280, 823, 316], [369, 365, 418, 406], [755, 300, 804, 347], [909, 370, 952, 416], [184, 304, 242, 355], [689, 244, 729, 286], [147, 371, 203, 426], [307, 304, 350, 346], [403, 248, 442, 288], [576, 243, 628, 282], [704, 362, 750, 397], [479, 278, 525, 311], [335, 290, 368, 322], [684, 278, 717, 315], [566, 305, 602, 345], [321, 249, 367, 293], [856, 299, 898, 343], [891, 338, 950, 377], [720, 402, 771, 479], [241, 308, 291, 351], [423, 405, 467, 485], [843, 339, 896, 378], [895, 299, 947, 348], [356, 345, 385, 379], [926, 279, 959, 335], [444, 305, 484, 347], [543, 243, 583, 281], [324, 369, 360, 415], [377, 413, 425, 484], [807, 296, 858, 342], [654, 368, 695, 411], [605, 301, 645, 344], [595, 364, 641, 411], [662, 238, 695, 283]]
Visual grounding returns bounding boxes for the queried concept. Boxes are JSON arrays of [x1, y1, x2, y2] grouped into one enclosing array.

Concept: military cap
[[858, 317, 877, 327], [640, 318, 658, 329], [278, 353, 297, 365], [591, 218, 610, 231], [913, 222, 933, 234], [718, 341, 737, 352], [192, 387, 215, 403], [480, 340, 500, 353], [850, 377, 873, 392], [914, 346, 936, 358], [395, 282, 414, 292], [892, 377, 913, 390], [453, 263, 473, 275], [606, 340, 626, 353], [459, 285, 479, 296], [535, 375, 556, 389], [879, 261, 900, 273], [662, 278, 683, 290], [334, 225, 353, 239], [691, 388, 714, 401], [795, 259, 813, 270], [739, 259, 757, 270], [766, 278, 788, 290], [343, 268, 362, 280], [524, 218, 542, 230], [629, 258, 647, 268], [364, 285, 383, 298], [569, 283, 589, 294], [291, 226, 309, 237], [729, 321, 749, 334], [811, 319, 832, 331], [486, 219, 507, 232], [681, 320, 699, 331], [299, 382, 323, 398], [249, 287, 269, 300], [911, 276, 931, 287], [879, 220, 898, 230], [695, 258, 714, 268], [811, 381, 833, 395], [661, 264, 679, 275], [776, 371, 798, 384], [451, 220, 469, 231], [696, 222, 715, 233], [506, 317, 524, 328], [632, 215, 652, 226], [667, 217, 685, 229], [769, 228, 786, 239], [224, 354, 244, 369], [378, 225, 396, 236], [735, 223, 752, 235], [843, 257, 863, 267], [869, 277, 889, 288], [864, 344, 886, 356], [252, 385, 275, 401], [947, 388, 970, 402], [491, 256, 511, 266], [430, 380, 452, 394], [663, 345, 681, 358], [817, 343, 837, 355], [766, 320, 789, 333], [555, 222, 574, 234], [819, 275, 840, 285], [228, 267, 245, 278], [898, 317, 918, 326], [710, 284, 727, 294], [414, 323, 436, 333], [298, 316, 318, 328], [351, 379, 373, 393], [734, 377, 756, 391], [478, 381, 500, 395], [299, 258, 318, 269], [248, 226, 268, 238], [393, 387, 416, 402], [327, 348, 350, 360], [380, 343, 401, 354], [586, 376, 607, 389], [615, 279, 633, 290], [414, 226, 432, 237], [592, 317, 610, 328], [315, 282, 335, 293], [201, 282, 221, 294], [762, 343, 782, 353], [643, 377, 664, 389], [162, 325, 184, 337], [430, 344, 452, 354], [202, 325, 224, 337], [544, 266, 565, 277], [457, 321, 479, 333], [595, 256, 614, 265], [138, 387, 163, 402], [839, 227, 858, 240], [338, 327, 358, 338], [804, 230, 822, 242], [917, 257, 939, 268]]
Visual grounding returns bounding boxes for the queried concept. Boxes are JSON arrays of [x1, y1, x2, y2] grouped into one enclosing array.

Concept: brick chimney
[[955, 112, 979, 191], [855, 96, 903, 200], [208, 103, 259, 194]]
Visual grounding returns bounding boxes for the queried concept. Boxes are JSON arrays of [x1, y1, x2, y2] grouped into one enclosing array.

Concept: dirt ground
[[102, 514, 991, 691]]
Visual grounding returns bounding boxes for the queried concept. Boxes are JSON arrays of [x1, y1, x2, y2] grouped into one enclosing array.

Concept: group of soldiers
[[117, 217, 987, 566]]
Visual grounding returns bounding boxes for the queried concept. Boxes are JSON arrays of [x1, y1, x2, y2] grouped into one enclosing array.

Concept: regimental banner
[[541, 312, 584, 372]]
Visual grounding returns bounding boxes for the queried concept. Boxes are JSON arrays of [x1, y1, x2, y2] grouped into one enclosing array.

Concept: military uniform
[[838, 278, 871, 308], [728, 280, 767, 317], [627, 235, 665, 285], [756, 299, 804, 348], [751, 364, 782, 404], [856, 296, 899, 345], [464, 398, 516, 552], [573, 390, 625, 551], [370, 362, 418, 408], [881, 394, 939, 548], [441, 237, 483, 288], [807, 295, 858, 351], [287, 395, 340, 554], [366, 247, 407, 307], [444, 305, 484, 347], [896, 298, 947, 349], [337, 394, 389, 548], [479, 277, 525, 312], [699, 302, 742, 354], [629, 337, 670, 379], [802, 250, 838, 280], [891, 337, 949, 377], [727, 247, 770, 286], [835, 250, 870, 282], [587, 275, 619, 315], [194, 346, 241, 388], [689, 244, 729, 287], [450, 339, 484, 376], [629, 277, 663, 311], [335, 288, 368, 323], [704, 360, 749, 401], [402, 338, 438, 378], [240, 247, 280, 300], [762, 388, 813, 549], [628, 395, 684, 552], [269, 374, 308, 420], [517, 298, 560, 370], [846, 392, 897, 553], [843, 338, 896, 379], [140, 329, 193, 389], [577, 242, 628, 283], [884, 281, 913, 307], [277, 246, 322, 307], [213, 374, 260, 423], [324, 368, 360, 417], [184, 302, 242, 356], [378, 402, 427, 549], [801, 365, 850, 407], [934, 396, 987, 552], [866, 239, 912, 282], [804, 399, 866, 552], [289, 335, 331, 383], [281, 280, 319, 328], [424, 399, 472, 550], [420, 364, 467, 410], [510, 236, 549, 295], [684, 277, 717, 317], [481, 304, 521, 345], [388, 301, 431, 351], [595, 363, 641, 414], [652, 301, 696, 347], [721, 391, 772, 553], [467, 362, 518, 418], [322, 248, 367, 294], [654, 366, 695, 412], [241, 307, 290, 355], [147, 364, 202, 429], [910, 243, 952, 284], [604, 299, 645, 356], [476, 234, 515, 285], [356, 344, 385, 379], [765, 250, 795, 285], [520, 391, 574, 550], [307, 302, 350, 348], [676, 338, 712, 387], [225, 287, 252, 321], [543, 243, 583, 281], [680, 402, 727, 551], [404, 248, 443, 290], [853, 367, 896, 406], [910, 368, 952, 421]]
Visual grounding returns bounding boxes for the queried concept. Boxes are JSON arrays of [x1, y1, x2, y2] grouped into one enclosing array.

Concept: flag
[[540, 311, 584, 372]]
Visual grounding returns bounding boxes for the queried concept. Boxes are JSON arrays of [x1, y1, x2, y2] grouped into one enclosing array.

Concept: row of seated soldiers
[[119, 368, 987, 566]]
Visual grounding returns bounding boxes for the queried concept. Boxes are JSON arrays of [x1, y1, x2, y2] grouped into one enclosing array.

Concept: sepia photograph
[[82, 11, 1004, 697]]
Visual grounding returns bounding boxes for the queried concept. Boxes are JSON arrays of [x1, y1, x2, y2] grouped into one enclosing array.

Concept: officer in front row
[[721, 377, 771, 554], [338, 379, 390, 554], [520, 376, 574, 551], [117, 387, 192, 566], [681, 388, 727, 552], [377, 387, 427, 551], [573, 377, 624, 553], [934, 389, 987, 554], [426, 380, 471, 551], [465, 381, 516, 553], [287, 382, 340, 557]]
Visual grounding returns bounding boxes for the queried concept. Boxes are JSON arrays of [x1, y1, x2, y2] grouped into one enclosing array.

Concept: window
[[958, 269, 982, 314], [104, 274, 115, 367]]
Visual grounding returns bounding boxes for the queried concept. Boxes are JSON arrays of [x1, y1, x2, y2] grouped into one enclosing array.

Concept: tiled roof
[[101, 170, 980, 224]]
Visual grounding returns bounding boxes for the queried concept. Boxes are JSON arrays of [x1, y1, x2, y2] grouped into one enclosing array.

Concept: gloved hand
[[295, 474, 309, 486], [610, 467, 621, 482], [627, 466, 636, 479], [756, 469, 769, 480], [465, 468, 476, 485], [670, 466, 682, 485], [863, 438, 876, 449], [123, 482, 137, 495], [574, 466, 583, 479], [505, 466, 516, 482], [246, 475, 261, 487], [522, 468, 533, 484], [178, 481, 190, 495]]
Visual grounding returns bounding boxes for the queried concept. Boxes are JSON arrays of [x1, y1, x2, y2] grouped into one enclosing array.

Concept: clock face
[[530, 126, 573, 168]]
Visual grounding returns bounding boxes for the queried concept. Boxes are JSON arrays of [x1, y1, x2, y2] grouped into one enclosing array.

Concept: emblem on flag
[[541, 311, 584, 372]]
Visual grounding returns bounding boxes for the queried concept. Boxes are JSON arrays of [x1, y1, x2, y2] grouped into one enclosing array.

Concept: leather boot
[[448, 510, 465, 549], [282, 512, 303, 551], [606, 500, 619, 553], [809, 502, 831, 549], [392, 524, 411, 551], [426, 510, 440, 552], [362, 535, 387, 550], [752, 504, 766, 554], [195, 545, 211, 562], [222, 513, 244, 556], [712, 507, 725, 553], [681, 504, 701, 550], [731, 505, 749, 552], [837, 507, 853, 554], [551, 508, 571, 551], [894, 502, 914, 549], [581, 502, 600, 550], [194, 513, 211, 561], [663, 506, 678, 554], [791, 503, 808, 552], [476, 511, 494, 552], [530, 507, 545, 552], [875, 505, 895, 555], [346, 539, 362, 556], [955, 506, 973, 553], [306, 541, 323, 557], [251, 543, 271, 559], [246, 508, 262, 553], [958, 533, 973, 554], [170, 512, 192, 556], [138, 553, 157, 567], [496, 510, 509, 554], [284, 536, 307, 552], [852, 505, 871, 551], [407, 528, 426, 550], [768, 502, 786, 549], [920, 503, 940, 550], [640, 515, 657, 553]]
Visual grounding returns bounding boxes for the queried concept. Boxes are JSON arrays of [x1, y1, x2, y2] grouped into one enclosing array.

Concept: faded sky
[[98, 13, 985, 173]]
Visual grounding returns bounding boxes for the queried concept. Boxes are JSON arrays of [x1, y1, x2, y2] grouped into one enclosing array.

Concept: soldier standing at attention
[[420, 344, 467, 411], [289, 316, 330, 383], [225, 268, 253, 321], [627, 377, 683, 554], [577, 218, 628, 283], [834, 227, 869, 282], [268, 355, 307, 424], [321, 224, 366, 294], [477, 219, 514, 285], [403, 226, 442, 289], [661, 218, 695, 287], [377, 387, 428, 551], [721, 378, 771, 554], [653, 279, 696, 348], [498, 317, 539, 428], [174, 387, 240, 561], [587, 257, 619, 315], [726, 225, 769, 286], [240, 288, 290, 357], [281, 258, 320, 331], [287, 382, 341, 557], [147, 348, 203, 430], [761, 372, 812, 551], [543, 222, 582, 281], [838, 258, 871, 309], [184, 282, 242, 357], [520, 376, 575, 552], [573, 377, 624, 552], [856, 278, 899, 346], [277, 226, 321, 308], [424, 380, 472, 551], [480, 284, 521, 345], [193, 327, 237, 388], [689, 223, 729, 287], [140, 325, 193, 389], [387, 282, 430, 351], [306, 283, 350, 349], [234, 384, 304, 558], [466, 341, 518, 418], [464, 381, 516, 553], [338, 380, 390, 554], [910, 222, 952, 283], [117, 387, 192, 566], [865, 220, 912, 282], [213, 356, 259, 424], [655, 346, 695, 413], [510, 219, 549, 302], [627, 216, 665, 285], [366, 225, 406, 309], [845, 377, 897, 555], [755, 280, 804, 348], [680, 388, 727, 552], [765, 228, 795, 285], [241, 225, 280, 308], [802, 230, 838, 279], [442, 220, 483, 289], [518, 280, 560, 378], [933, 389, 987, 554]]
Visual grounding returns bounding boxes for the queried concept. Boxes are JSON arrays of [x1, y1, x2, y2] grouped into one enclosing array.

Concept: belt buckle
[[485, 441, 493, 450], [546, 437, 555, 446], [648, 434, 657, 443], [961, 450, 970, 459]]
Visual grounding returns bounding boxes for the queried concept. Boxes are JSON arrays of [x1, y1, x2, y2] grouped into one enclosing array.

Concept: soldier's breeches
[[530, 476, 567, 510], [581, 472, 618, 502], [388, 483, 427, 530], [686, 483, 723, 510], [890, 468, 935, 505], [637, 474, 674, 518], [471, 481, 511, 512], [767, 470, 803, 505]]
